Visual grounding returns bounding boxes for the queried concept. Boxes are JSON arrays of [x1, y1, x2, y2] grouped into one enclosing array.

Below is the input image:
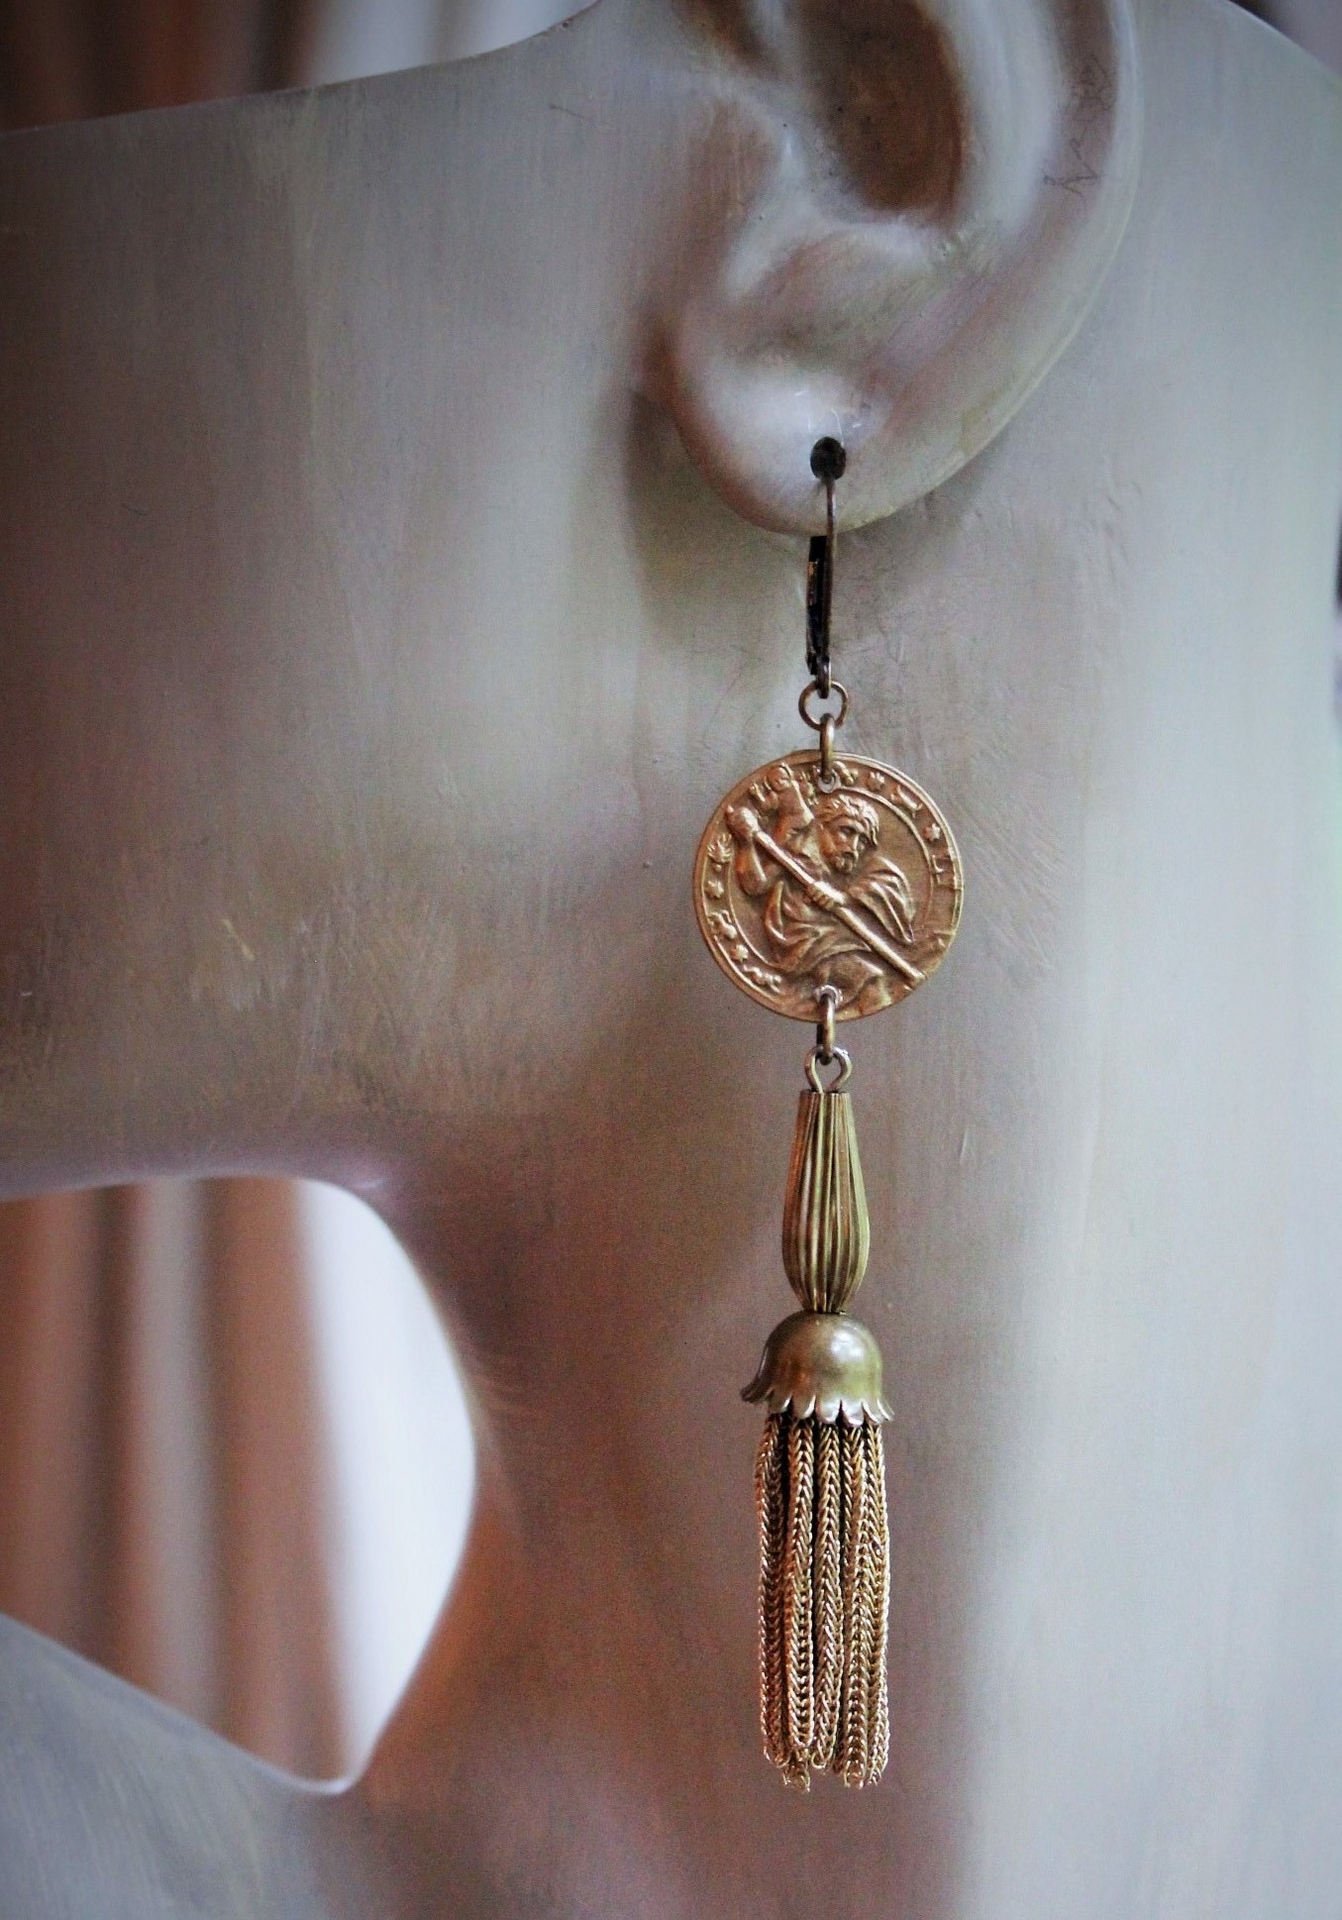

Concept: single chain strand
[[864, 1421, 892, 1782], [812, 1420, 843, 1768], [850, 1423, 880, 1785], [755, 1414, 788, 1770], [838, 1422, 870, 1784], [783, 1417, 816, 1782], [851, 1424, 887, 1785]]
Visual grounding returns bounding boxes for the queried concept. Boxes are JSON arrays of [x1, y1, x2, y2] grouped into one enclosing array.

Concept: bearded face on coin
[[726, 767, 917, 1012], [695, 753, 962, 1022]]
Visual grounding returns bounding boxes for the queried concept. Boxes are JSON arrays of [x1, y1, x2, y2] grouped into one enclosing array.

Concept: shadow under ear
[[661, 0, 1142, 535]]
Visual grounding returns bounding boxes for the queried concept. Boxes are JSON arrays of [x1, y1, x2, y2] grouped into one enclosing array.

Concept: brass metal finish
[[799, 677, 849, 732], [707, 446, 917, 1790], [755, 1411, 890, 1788], [694, 750, 962, 1021], [815, 984, 839, 1061], [782, 1089, 870, 1313], [805, 1048, 853, 1093], [818, 712, 837, 786], [742, 1312, 892, 1425]]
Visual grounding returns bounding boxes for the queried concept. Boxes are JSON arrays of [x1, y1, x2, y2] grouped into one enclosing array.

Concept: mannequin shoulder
[[0, 1615, 378, 1919]]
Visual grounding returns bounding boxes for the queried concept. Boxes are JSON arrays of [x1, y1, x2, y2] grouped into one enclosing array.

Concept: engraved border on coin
[[693, 750, 963, 1022]]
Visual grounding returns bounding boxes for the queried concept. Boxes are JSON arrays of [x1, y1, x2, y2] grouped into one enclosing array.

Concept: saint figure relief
[[724, 767, 918, 1014]]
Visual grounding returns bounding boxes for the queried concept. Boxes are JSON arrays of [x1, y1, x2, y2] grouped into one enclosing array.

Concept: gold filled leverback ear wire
[[693, 437, 963, 1789]]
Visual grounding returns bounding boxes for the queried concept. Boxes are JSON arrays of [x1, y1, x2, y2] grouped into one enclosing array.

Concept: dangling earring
[[693, 438, 962, 1789]]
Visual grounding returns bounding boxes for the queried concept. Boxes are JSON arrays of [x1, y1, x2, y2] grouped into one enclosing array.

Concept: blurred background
[[0, 0, 1335, 1782]]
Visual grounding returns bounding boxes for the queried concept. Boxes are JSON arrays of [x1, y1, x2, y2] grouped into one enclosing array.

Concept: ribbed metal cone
[[742, 1311, 891, 1425], [782, 1090, 870, 1314]]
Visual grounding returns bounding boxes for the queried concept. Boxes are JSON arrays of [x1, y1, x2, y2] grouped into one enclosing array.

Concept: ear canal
[[662, 0, 1141, 533]]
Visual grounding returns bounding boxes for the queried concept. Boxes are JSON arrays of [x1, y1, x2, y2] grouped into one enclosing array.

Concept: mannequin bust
[[1, 0, 1341, 1914]]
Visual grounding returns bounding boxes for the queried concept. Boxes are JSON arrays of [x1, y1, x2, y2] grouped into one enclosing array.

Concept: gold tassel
[[752, 1411, 889, 1788], [743, 1083, 892, 1789]]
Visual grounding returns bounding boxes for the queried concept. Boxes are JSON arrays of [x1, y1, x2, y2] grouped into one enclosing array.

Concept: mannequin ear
[[661, 0, 1140, 531]]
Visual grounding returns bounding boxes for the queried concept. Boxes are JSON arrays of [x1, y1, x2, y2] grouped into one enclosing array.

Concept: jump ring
[[818, 712, 837, 788], [805, 1044, 853, 1094], [799, 678, 849, 732], [814, 984, 838, 1060]]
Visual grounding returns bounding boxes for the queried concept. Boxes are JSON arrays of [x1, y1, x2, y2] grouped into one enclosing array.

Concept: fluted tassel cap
[[743, 1311, 892, 1425], [782, 1089, 870, 1314]]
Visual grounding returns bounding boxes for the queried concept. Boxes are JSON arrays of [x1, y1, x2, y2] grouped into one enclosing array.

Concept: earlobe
[[662, 0, 1141, 533]]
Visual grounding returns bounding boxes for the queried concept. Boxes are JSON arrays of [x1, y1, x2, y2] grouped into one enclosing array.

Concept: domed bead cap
[[742, 1311, 892, 1426]]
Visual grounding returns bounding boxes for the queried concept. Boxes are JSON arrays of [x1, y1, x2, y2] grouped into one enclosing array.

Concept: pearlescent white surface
[[301, 1183, 473, 1769], [307, 0, 595, 86]]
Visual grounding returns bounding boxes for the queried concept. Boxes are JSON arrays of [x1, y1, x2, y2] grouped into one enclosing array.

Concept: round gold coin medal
[[694, 749, 961, 1024]]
